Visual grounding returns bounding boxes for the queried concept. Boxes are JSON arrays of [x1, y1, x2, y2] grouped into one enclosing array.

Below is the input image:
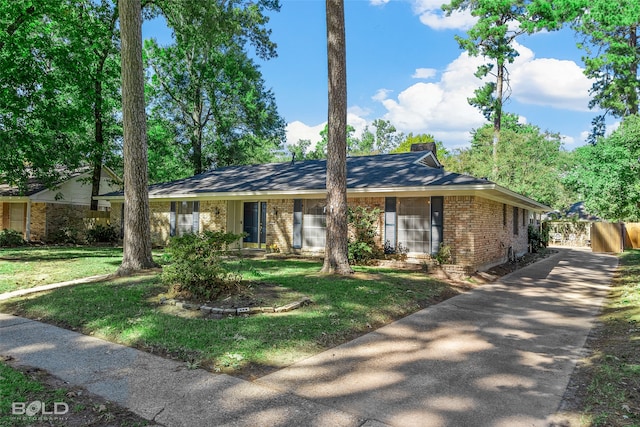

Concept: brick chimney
[[410, 142, 437, 159]]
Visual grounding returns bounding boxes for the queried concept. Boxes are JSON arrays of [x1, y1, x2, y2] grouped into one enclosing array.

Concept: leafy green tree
[[147, 116, 192, 183], [442, 0, 530, 179], [448, 113, 574, 208], [392, 133, 450, 161], [285, 139, 313, 162], [530, 0, 640, 136], [575, 1, 640, 120], [355, 119, 404, 155], [73, 1, 122, 210], [0, 0, 87, 192], [564, 114, 640, 221], [145, 0, 284, 174]]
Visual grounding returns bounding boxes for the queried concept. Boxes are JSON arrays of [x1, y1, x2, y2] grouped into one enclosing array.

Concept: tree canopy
[[564, 114, 640, 221], [447, 113, 575, 209]]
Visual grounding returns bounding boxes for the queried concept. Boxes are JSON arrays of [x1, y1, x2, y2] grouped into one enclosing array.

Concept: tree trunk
[[492, 61, 504, 180], [90, 70, 105, 211], [321, 0, 352, 275], [118, 0, 155, 274], [629, 25, 638, 115]]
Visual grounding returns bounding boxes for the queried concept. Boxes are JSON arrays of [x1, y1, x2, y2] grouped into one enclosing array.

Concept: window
[[503, 204, 507, 227], [513, 206, 519, 235], [303, 199, 326, 249], [170, 201, 200, 237], [397, 197, 430, 253]]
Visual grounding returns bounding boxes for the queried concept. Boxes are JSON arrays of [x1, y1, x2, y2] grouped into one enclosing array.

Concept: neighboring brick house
[[101, 145, 549, 272], [0, 168, 121, 242]]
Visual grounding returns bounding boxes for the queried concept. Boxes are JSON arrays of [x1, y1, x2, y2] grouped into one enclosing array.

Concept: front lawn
[[0, 247, 161, 294], [0, 258, 456, 379]]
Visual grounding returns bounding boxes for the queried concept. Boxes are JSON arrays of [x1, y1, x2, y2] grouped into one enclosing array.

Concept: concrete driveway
[[257, 248, 618, 426]]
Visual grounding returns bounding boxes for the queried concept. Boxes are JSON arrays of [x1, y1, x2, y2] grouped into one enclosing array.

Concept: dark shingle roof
[[129, 151, 488, 197]]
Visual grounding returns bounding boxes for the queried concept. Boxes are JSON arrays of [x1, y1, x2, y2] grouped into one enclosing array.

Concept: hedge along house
[[100, 145, 550, 272], [0, 168, 121, 242]]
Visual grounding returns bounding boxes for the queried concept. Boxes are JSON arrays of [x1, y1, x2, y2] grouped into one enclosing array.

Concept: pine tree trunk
[[321, 0, 352, 275], [90, 72, 105, 212], [492, 61, 504, 181], [629, 25, 638, 115], [118, 0, 155, 274]]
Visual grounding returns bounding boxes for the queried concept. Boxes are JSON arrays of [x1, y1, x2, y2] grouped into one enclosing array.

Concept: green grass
[[578, 250, 640, 427], [0, 258, 453, 378], [0, 361, 149, 426], [0, 361, 64, 427], [0, 247, 164, 294]]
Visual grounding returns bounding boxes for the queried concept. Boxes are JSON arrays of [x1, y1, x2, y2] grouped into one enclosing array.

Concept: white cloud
[[369, 0, 390, 5], [371, 41, 594, 148], [285, 115, 370, 150], [374, 51, 487, 147], [511, 57, 592, 111], [411, 0, 476, 30], [412, 68, 437, 79], [347, 112, 368, 137], [285, 121, 325, 145], [372, 88, 392, 102]]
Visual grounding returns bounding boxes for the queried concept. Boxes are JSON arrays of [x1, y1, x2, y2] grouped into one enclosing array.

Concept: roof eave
[[96, 183, 550, 211]]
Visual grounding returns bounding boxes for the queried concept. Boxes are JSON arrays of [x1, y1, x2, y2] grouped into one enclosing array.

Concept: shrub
[[347, 206, 383, 265], [383, 240, 409, 261], [86, 225, 119, 244], [528, 225, 549, 253], [47, 227, 81, 245], [0, 229, 24, 247], [434, 243, 452, 265], [161, 230, 245, 301]]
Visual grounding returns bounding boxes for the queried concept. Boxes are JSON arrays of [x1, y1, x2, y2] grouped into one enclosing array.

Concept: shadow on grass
[[0, 259, 456, 378]]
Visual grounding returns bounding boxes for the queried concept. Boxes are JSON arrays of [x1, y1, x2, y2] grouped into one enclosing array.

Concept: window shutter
[[170, 202, 176, 237], [293, 199, 302, 249], [192, 201, 200, 234], [385, 197, 397, 251], [430, 196, 443, 255]]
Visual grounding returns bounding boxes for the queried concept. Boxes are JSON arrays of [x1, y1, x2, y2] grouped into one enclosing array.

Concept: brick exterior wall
[[45, 203, 92, 241], [199, 201, 227, 233], [266, 199, 293, 251], [110, 194, 531, 272], [443, 196, 528, 271], [30, 203, 46, 241], [109, 202, 123, 236], [149, 201, 171, 245]]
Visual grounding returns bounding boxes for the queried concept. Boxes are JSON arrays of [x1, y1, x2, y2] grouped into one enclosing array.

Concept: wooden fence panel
[[591, 223, 623, 253], [624, 223, 640, 249]]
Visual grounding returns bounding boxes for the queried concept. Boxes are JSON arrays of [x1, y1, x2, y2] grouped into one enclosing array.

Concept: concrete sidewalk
[[0, 248, 618, 426]]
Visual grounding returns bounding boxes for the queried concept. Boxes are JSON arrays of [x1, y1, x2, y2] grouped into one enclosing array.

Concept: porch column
[[25, 201, 31, 241]]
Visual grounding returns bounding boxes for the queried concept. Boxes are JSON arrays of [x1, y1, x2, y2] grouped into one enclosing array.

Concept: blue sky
[[143, 0, 607, 152]]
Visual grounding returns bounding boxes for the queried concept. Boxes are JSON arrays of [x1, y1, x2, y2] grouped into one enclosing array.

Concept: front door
[[9, 203, 25, 234], [243, 202, 267, 248]]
